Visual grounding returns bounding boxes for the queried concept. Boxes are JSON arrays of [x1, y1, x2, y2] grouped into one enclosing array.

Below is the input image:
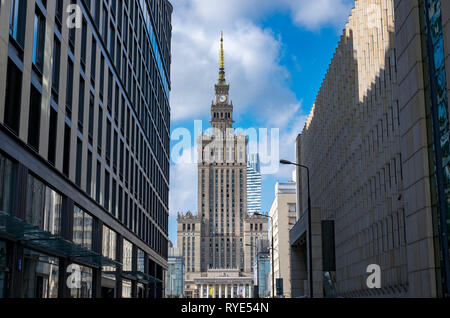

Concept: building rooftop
[[275, 181, 296, 194]]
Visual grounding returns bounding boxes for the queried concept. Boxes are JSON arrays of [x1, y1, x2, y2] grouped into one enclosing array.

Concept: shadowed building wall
[[0, 0, 172, 298]]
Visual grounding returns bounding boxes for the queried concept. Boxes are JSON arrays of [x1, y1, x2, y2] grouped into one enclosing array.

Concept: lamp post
[[246, 243, 258, 298], [280, 159, 313, 298], [254, 212, 275, 298]]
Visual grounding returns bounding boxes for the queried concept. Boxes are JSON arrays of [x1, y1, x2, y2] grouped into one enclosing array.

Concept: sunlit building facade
[[0, 0, 172, 298], [393, 0, 450, 297], [290, 0, 450, 298], [177, 34, 268, 298], [270, 181, 296, 298], [247, 153, 262, 215]]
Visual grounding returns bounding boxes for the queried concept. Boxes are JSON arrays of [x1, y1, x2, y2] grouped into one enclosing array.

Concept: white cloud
[[169, 0, 353, 123], [170, 8, 294, 123], [276, 113, 308, 179], [169, 147, 198, 216], [168, 0, 353, 215], [283, 0, 354, 31]]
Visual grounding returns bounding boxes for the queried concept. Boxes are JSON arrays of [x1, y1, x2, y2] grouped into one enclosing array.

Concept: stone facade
[[176, 35, 268, 298], [269, 181, 297, 297], [395, 0, 450, 297], [291, 0, 450, 298], [293, 0, 407, 298]]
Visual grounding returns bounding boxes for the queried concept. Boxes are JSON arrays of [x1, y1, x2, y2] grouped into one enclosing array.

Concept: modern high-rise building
[[165, 242, 185, 298], [177, 33, 268, 298], [290, 0, 450, 298], [247, 153, 262, 215], [252, 239, 270, 298], [0, 0, 172, 298]]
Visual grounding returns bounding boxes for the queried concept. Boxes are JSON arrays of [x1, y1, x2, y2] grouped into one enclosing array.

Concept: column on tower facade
[[225, 285, 228, 298], [218, 284, 222, 298]]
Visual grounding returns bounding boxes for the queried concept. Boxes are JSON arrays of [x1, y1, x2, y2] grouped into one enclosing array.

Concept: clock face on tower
[[219, 95, 227, 103]]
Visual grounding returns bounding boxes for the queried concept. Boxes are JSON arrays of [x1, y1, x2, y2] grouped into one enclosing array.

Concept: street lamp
[[254, 212, 275, 298], [246, 243, 259, 298], [280, 159, 313, 298]]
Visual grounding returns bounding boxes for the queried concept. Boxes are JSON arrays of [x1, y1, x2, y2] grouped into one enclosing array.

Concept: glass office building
[[253, 252, 270, 298], [422, 0, 450, 296], [0, 0, 172, 298], [247, 154, 261, 215], [165, 245, 184, 298]]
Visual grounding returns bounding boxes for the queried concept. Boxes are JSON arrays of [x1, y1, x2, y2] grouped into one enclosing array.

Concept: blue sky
[[168, 0, 355, 246]]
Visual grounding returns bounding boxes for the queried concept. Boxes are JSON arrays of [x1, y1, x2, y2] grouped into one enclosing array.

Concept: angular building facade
[[247, 153, 262, 215], [0, 0, 172, 298], [290, 0, 450, 298], [177, 34, 268, 298]]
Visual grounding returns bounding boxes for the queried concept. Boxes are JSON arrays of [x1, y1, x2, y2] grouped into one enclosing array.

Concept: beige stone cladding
[[394, 0, 450, 297], [176, 35, 269, 297], [297, 0, 408, 297], [177, 212, 202, 273], [270, 181, 297, 297]]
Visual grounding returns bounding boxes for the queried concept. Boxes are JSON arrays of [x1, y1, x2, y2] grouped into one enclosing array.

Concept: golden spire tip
[[220, 31, 224, 70]]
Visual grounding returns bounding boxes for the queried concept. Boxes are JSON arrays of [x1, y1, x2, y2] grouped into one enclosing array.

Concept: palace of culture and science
[[177, 34, 268, 298]]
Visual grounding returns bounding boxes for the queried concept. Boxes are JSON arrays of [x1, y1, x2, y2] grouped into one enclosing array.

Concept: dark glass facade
[[422, 0, 450, 297], [0, 0, 172, 298]]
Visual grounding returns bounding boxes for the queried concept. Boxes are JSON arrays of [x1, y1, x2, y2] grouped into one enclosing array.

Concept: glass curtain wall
[[70, 265, 93, 298], [122, 279, 132, 298], [73, 206, 93, 249], [22, 249, 59, 298], [0, 241, 7, 298], [424, 0, 450, 295], [102, 225, 117, 277], [25, 174, 62, 235], [122, 239, 132, 272], [0, 153, 16, 214]]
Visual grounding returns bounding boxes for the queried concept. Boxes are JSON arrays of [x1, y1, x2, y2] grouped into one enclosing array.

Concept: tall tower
[[211, 32, 234, 132], [198, 32, 248, 272], [247, 154, 262, 215], [178, 33, 268, 298]]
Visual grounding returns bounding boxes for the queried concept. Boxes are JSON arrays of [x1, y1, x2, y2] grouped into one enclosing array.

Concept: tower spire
[[220, 31, 224, 70], [218, 32, 226, 84], [212, 31, 232, 131]]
